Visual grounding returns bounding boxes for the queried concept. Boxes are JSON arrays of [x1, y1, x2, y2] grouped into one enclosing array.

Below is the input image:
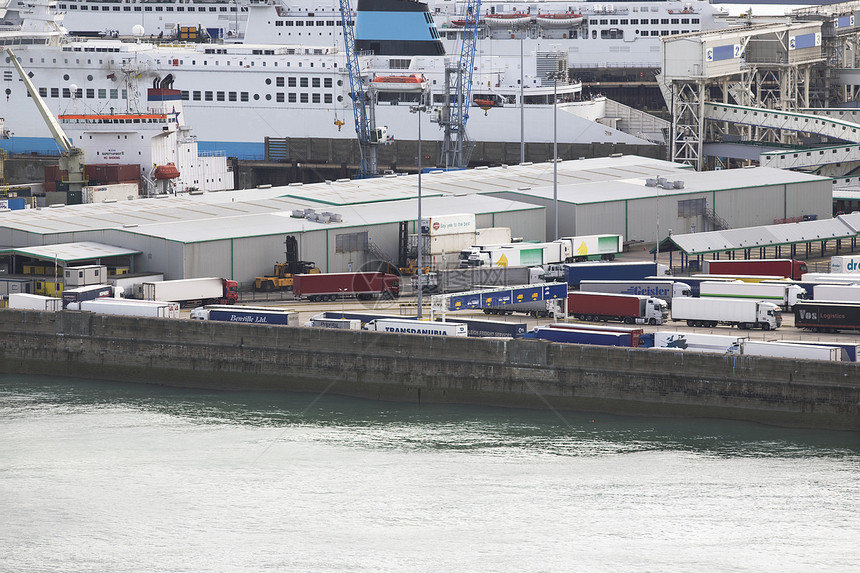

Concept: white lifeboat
[[484, 12, 531, 27], [370, 74, 429, 92], [536, 12, 584, 27]]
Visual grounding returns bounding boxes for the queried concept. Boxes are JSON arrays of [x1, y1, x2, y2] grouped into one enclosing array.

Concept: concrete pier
[[1, 309, 857, 431]]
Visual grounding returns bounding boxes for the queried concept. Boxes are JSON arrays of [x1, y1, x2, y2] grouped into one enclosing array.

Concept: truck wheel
[[761, 323, 770, 331], [624, 317, 633, 324], [710, 321, 718, 328], [578, 314, 587, 321], [686, 320, 695, 327], [649, 318, 656, 326]]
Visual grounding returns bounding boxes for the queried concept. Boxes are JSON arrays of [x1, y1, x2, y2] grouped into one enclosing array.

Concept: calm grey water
[[1, 375, 858, 572]]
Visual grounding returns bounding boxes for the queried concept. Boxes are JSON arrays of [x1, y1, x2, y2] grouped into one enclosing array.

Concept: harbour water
[[1, 375, 857, 572]]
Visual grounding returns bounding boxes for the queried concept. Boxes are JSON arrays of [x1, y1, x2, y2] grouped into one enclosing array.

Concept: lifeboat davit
[[154, 163, 180, 180], [370, 74, 429, 92], [484, 12, 531, 27], [536, 12, 584, 27]]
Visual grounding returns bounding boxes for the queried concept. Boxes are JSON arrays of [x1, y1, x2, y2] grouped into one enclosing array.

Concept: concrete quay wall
[[1, 310, 858, 431]]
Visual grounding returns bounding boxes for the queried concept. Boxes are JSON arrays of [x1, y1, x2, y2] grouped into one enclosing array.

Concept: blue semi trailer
[[529, 326, 635, 347], [563, 262, 670, 287], [191, 305, 298, 325]]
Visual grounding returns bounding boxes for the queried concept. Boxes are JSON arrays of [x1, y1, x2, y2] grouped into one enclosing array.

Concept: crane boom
[[6, 48, 74, 153], [338, 0, 377, 178], [440, 0, 480, 169]]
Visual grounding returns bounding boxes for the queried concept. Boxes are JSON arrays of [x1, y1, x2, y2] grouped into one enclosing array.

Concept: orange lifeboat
[[370, 74, 429, 92], [154, 163, 180, 180]]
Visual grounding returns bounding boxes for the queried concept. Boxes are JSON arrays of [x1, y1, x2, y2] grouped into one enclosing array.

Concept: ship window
[[229, 92, 237, 102], [661, 18, 669, 24], [592, 30, 597, 39], [324, 94, 332, 104], [288, 93, 296, 102], [276, 77, 284, 87], [177, 7, 183, 12], [209, 7, 216, 12], [110, 89, 118, 99], [86, 89, 94, 98], [39, 87, 47, 97], [276, 93, 284, 102], [681, 18, 689, 24], [254, 93, 260, 100], [692, 18, 699, 24], [324, 78, 332, 88], [300, 93, 308, 103], [265, 94, 271, 100], [312, 93, 320, 103], [63, 73, 70, 81], [192, 91, 201, 101], [285, 21, 293, 26], [62, 88, 70, 98], [296, 21, 303, 26], [620, 19, 628, 24], [630, 19, 638, 24], [144, 6, 151, 11], [650, 19, 658, 24], [205, 91, 213, 101], [337, 80, 343, 87], [217, 92, 225, 101], [181, 90, 189, 100], [671, 18, 679, 24], [241, 92, 249, 102], [288, 77, 296, 87], [134, 6, 140, 11], [589, 19, 597, 25], [113, 6, 120, 11], [276, 21, 283, 26], [610, 19, 618, 24], [265, 78, 271, 85], [98, 89, 106, 98], [306, 20, 314, 25], [660, 30, 668, 35], [187, 6, 194, 11], [312, 78, 320, 88], [300, 78, 308, 87], [155, 6, 163, 11], [316, 21, 325, 26], [80, 5, 87, 9], [220, 6, 227, 11], [600, 19, 608, 24], [51, 88, 59, 98]]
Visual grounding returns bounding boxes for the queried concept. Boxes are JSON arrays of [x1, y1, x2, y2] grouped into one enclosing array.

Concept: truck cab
[[648, 297, 669, 325]]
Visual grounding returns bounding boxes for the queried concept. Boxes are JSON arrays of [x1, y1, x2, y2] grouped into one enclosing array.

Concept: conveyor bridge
[[703, 102, 860, 144]]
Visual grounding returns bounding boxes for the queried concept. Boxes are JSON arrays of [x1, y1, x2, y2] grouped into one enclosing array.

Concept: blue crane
[[338, 0, 387, 178], [440, 0, 481, 169]]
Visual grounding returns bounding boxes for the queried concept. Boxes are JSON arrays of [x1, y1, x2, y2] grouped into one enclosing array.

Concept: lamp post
[[410, 99, 427, 319], [518, 25, 525, 164], [548, 69, 560, 240]]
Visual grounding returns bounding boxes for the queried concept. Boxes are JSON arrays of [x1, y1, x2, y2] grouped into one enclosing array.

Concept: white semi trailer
[[699, 281, 807, 309], [671, 297, 782, 330]]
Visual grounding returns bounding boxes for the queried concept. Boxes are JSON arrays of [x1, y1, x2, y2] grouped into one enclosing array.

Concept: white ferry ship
[[0, 0, 665, 160], [51, 0, 730, 71]]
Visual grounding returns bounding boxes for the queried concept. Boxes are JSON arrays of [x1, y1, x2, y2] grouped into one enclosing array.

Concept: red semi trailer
[[702, 259, 808, 280], [567, 291, 668, 325], [292, 272, 400, 302]]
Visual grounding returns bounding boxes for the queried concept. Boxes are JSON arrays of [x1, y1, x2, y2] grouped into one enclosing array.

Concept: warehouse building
[[0, 187, 545, 285], [478, 166, 832, 243]]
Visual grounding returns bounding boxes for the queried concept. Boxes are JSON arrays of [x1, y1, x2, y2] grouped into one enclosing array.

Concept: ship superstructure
[[0, 0, 666, 161]]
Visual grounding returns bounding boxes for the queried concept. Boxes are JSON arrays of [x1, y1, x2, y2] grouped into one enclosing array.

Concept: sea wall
[[1, 309, 858, 431]]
